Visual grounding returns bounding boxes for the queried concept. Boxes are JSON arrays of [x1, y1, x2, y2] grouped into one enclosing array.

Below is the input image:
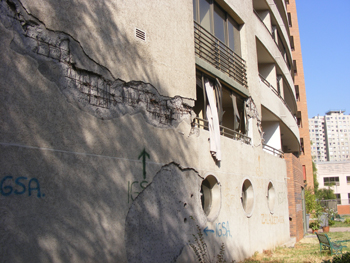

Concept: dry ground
[[241, 231, 350, 263]]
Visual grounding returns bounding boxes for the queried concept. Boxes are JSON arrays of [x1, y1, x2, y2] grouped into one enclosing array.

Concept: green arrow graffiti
[[138, 148, 150, 179]]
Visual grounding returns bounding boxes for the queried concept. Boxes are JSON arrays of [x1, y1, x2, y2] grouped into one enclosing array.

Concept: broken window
[[193, 71, 247, 136]]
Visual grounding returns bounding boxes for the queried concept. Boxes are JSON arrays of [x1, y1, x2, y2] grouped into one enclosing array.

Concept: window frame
[[323, 176, 340, 186], [193, 0, 241, 55]]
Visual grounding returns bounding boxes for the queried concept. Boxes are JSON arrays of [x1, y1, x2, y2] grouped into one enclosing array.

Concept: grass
[[241, 231, 350, 263]]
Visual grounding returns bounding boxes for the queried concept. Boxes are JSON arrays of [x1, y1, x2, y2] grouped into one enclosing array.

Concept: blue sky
[[295, 0, 350, 118]]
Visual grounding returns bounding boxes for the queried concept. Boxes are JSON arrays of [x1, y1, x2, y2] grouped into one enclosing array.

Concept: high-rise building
[[309, 111, 350, 162], [0, 0, 311, 261]]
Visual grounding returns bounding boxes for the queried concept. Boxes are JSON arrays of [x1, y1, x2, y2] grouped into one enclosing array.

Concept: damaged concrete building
[[0, 0, 308, 262]]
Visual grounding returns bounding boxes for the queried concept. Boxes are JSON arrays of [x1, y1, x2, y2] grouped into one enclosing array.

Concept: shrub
[[309, 221, 320, 230], [323, 252, 350, 263], [189, 223, 234, 263]]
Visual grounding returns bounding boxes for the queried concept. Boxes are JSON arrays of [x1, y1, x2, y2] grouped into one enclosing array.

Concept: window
[[335, 194, 341, 204], [293, 60, 297, 74], [323, 177, 339, 186], [295, 85, 300, 101], [287, 12, 292, 27], [290, 36, 295, 51], [193, 71, 248, 135], [193, 0, 241, 55]]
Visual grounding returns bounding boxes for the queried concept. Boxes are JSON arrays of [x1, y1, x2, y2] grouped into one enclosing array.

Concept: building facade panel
[[0, 0, 306, 262]]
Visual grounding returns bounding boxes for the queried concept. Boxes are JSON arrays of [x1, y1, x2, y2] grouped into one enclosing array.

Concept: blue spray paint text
[[0, 176, 43, 198]]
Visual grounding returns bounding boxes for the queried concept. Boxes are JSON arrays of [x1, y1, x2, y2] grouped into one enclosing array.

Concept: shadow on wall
[[19, 0, 165, 91], [0, 0, 248, 262]]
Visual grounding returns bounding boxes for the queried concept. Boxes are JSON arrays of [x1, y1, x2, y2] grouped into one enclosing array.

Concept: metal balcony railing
[[259, 74, 296, 121], [194, 22, 248, 88], [192, 117, 251, 145], [262, 143, 284, 158]]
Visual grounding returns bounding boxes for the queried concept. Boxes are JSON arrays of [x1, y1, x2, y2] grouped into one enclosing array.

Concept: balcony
[[259, 74, 295, 120], [262, 144, 284, 158], [194, 22, 247, 89]]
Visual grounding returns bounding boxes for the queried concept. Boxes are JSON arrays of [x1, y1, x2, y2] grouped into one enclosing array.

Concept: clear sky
[[295, 0, 350, 118]]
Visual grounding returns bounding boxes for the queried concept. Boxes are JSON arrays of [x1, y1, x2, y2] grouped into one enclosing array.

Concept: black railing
[[259, 74, 296, 121], [262, 143, 284, 158], [194, 22, 248, 88], [192, 117, 251, 145]]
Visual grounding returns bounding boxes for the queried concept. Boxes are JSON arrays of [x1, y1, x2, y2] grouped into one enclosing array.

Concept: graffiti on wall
[[0, 176, 43, 198], [204, 222, 232, 238], [215, 221, 232, 238], [128, 148, 150, 203], [261, 214, 284, 225]]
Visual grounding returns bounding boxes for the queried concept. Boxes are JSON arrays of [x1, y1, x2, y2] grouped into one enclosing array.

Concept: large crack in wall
[[0, 0, 194, 128], [125, 163, 207, 263]]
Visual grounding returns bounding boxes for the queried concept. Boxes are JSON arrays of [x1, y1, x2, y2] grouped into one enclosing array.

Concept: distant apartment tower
[[287, 0, 314, 188], [308, 115, 327, 162], [309, 111, 350, 162]]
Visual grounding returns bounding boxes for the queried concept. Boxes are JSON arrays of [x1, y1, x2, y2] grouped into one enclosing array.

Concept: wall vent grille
[[135, 28, 146, 41]]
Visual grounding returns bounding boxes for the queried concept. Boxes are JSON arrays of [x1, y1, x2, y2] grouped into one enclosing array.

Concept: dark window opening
[[335, 193, 341, 204], [290, 36, 295, 51], [295, 85, 300, 101], [293, 60, 297, 75], [193, 71, 247, 135], [297, 111, 302, 128], [300, 138, 304, 155], [324, 177, 340, 186], [287, 12, 292, 27]]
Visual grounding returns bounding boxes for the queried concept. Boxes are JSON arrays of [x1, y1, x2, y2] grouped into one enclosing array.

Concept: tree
[[316, 188, 336, 200], [313, 161, 319, 192], [305, 187, 316, 214]]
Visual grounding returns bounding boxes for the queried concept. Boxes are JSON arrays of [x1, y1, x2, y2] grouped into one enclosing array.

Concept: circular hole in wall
[[241, 179, 254, 217], [201, 175, 221, 221], [267, 182, 275, 213]]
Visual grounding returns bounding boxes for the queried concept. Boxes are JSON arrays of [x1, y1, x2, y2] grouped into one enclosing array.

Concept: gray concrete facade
[[0, 0, 299, 262]]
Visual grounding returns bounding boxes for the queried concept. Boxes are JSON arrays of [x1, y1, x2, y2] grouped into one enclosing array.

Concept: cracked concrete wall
[[19, 0, 196, 99], [125, 163, 206, 263], [1, 0, 292, 262], [1, 0, 194, 127]]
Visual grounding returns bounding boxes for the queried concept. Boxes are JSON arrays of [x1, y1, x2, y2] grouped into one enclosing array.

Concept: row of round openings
[[201, 176, 276, 219]]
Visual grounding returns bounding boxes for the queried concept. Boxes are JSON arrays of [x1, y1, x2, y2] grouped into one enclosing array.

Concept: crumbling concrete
[[1, 0, 194, 127]]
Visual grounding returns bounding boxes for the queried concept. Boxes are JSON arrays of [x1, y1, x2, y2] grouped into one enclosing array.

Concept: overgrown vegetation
[[316, 188, 337, 201], [305, 187, 317, 214], [322, 252, 350, 263], [313, 161, 319, 191], [242, 232, 350, 263]]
